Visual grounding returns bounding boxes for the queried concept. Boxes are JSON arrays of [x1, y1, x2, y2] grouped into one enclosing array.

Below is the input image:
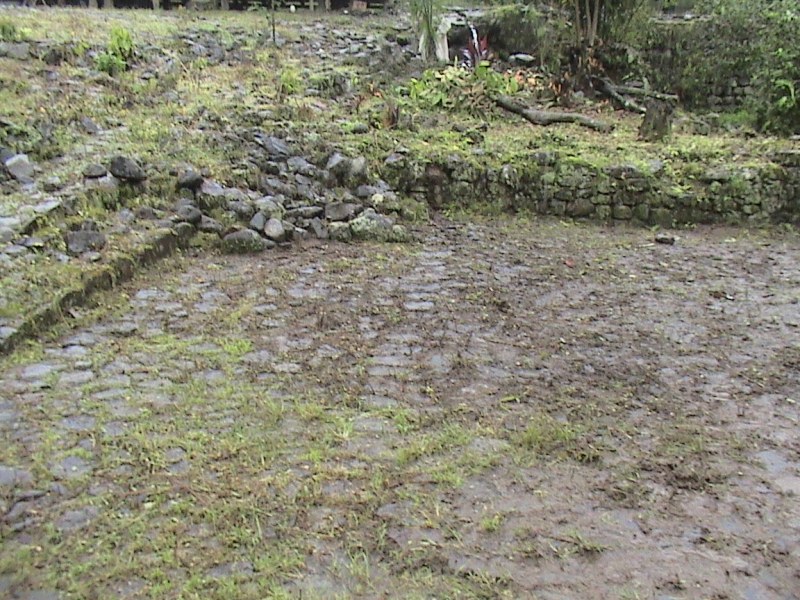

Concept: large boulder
[[109, 156, 147, 182], [222, 229, 273, 253]]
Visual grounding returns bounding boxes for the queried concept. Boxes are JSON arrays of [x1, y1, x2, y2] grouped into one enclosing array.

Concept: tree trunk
[[219, 0, 229, 9], [638, 99, 674, 142], [152, 0, 160, 9], [103, 0, 113, 8], [89, 0, 98, 8]]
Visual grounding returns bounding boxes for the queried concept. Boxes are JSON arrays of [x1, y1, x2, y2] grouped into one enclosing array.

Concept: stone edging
[[0, 226, 192, 356]]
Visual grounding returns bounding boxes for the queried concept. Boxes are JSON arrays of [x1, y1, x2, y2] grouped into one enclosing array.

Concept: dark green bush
[[642, 0, 799, 134]]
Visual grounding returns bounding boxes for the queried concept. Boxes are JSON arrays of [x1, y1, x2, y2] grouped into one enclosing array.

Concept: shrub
[[95, 25, 134, 76], [406, 63, 519, 115], [642, 0, 799, 134]]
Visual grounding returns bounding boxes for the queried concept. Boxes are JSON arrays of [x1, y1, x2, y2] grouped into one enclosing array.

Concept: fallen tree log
[[593, 77, 646, 114], [613, 84, 678, 103], [494, 95, 613, 133]]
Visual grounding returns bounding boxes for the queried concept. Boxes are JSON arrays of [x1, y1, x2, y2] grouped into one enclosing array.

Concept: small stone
[[134, 206, 159, 220], [196, 179, 227, 210], [352, 123, 369, 134], [0, 466, 33, 488], [326, 152, 351, 178], [509, 53, 536, 66], [655, 233, 676, 245], [109, 156, 147, 181], [249, 211, 268, 231], [65, 230, 106, 255], [308, 217, 328, 239], [79, 116, 101, 134], [227, 200, 255, 221], [4, 244, 28, 257], [198, 215, 223, 235], [5, 154, 34, 182], [256, 135, 292, 158], [177, 169, 204, 191], [284, 205, 323, 220], [384, 152, 405, 166], [42, 176, 62, 192], [0, 227, 13, 244], [286, 156, 316, 176], [56, 506, 99, 532], [349, 208, 396, 241], [175, 205, 202, 225], [222, 229, 271, 254], [328, 221, 352, 242], [254, 196, 284, 218], [348, 156, 368, 182], [173, 221, 195, 242], [1, 42, 30, 60], [33, 198, 61, 215], [325, 201, 360, 222], [263, 218, 286, 242]]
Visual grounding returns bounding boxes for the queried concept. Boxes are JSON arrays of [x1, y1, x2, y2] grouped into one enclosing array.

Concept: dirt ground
[[1, 218, 799, 599]]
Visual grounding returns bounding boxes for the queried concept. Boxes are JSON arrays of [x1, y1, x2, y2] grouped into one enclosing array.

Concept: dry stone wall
[[382, 150, 800, 227]]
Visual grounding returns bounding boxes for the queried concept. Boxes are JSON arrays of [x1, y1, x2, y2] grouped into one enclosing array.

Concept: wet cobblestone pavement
[[2, 220, 799, 599]]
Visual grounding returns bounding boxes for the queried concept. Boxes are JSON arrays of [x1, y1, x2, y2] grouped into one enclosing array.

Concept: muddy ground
[[1, 218, 799, 599]]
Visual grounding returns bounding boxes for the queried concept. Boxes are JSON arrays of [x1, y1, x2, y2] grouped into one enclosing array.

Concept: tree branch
[[494, 95, 613, 132]]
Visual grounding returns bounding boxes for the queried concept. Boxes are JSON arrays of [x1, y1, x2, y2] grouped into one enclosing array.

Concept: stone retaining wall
[[382, 150, 800, 227]]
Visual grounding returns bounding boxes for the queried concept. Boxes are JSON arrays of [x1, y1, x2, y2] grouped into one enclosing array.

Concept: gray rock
[[285, 205, 323, 220], [308, 217, 328, 239], [198, 215, 223, 235], [109, 156, 146, 181], [328, 221, 352, 242], [56, 506, 99, 532], [350, 208, 409, 242], [326, 152, 351, 178], [568, 198, 594, 218], [173, 221, 195, 242], [42, 176, 62, 192], [79, 116, 101, 134], [0, 466, 33, 488], [655, 233, 676, 245], [348, 156, 368, 182], [355, 184, 381, 198], [175, 205, 202, 225], [222, 229, 272, 253], [256, 135, 292, 158], [0, 227, 13, 244], [509, 53, 536, 66], [0, 215, 21, 230], [5, 154, 34, 182], [287, 156, 316, 176], [263, 217, 287, 242], [65, 230, 106, 255], [33, 198, 61, 215], [83, 163, 107, 179], [196, 179, 227, 210], [325, 201, 360, 222], [4, 244, 27, 257], [0, 42, 30, 60], [228, 200, 255, 221], [177, 169, 204, 191], [351, 123, 369, 134], [84, 174, 120, 195], [249, 211, 268, 232], [385, 152, 405, 166], [254, 196, 284, 218], [51, 455, 91, 480], [134, 206, 159, 220]]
